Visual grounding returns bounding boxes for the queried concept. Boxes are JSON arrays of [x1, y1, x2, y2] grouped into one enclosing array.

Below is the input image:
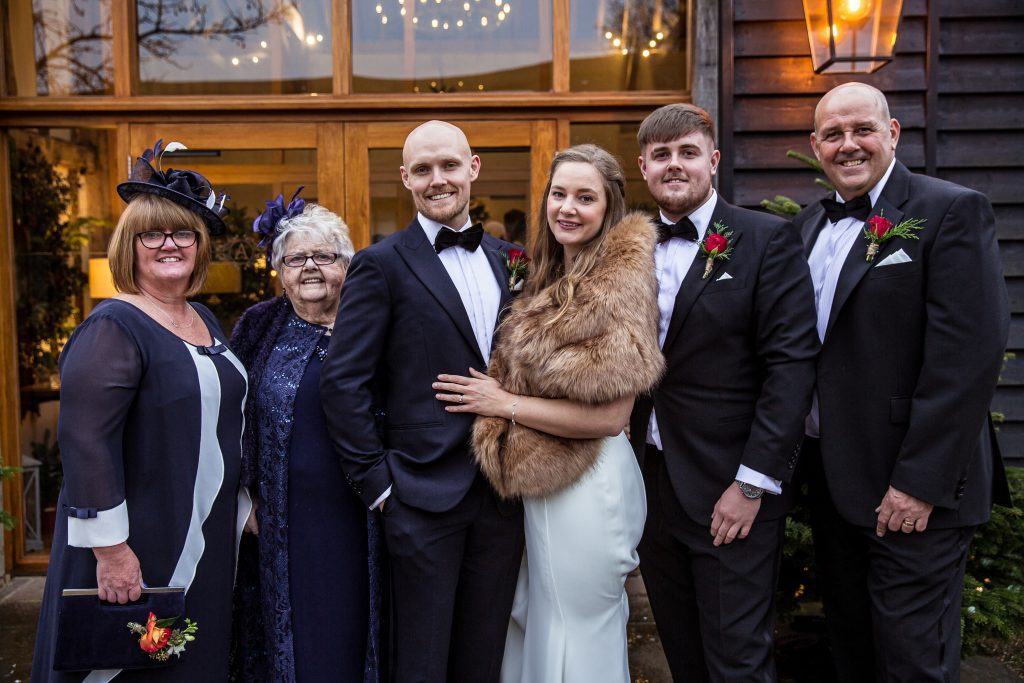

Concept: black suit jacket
[[320, 218, 518, 512], [793, 160, 1012, 528], [630, 195, 820, 524]]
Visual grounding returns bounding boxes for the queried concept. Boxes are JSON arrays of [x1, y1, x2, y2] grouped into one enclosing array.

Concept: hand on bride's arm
[[434, 367, 513, 418], [435, 370, 632, 439]]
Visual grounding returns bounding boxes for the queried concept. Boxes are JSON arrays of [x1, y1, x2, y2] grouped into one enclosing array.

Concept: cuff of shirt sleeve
[[370, 486, 392, 511], [736, 465, 783, 495], [67, 500, 129, 548]]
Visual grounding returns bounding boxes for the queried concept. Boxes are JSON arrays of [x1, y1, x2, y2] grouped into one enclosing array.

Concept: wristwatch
[[736, 480, 765, 500]]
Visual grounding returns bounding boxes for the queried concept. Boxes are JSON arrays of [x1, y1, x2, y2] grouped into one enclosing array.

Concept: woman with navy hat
[[31, 140, 249, 682]]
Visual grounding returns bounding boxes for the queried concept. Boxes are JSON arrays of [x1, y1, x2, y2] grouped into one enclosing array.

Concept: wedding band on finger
[[902, 518, 915, 527], [459, 394, 464, 404]]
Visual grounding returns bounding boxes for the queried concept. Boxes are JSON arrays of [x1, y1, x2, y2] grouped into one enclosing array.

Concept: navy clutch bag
[[53, 587, 186, 672]]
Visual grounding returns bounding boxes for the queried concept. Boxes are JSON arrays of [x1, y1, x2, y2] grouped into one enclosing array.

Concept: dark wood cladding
[[722, 0, 1024, 465]]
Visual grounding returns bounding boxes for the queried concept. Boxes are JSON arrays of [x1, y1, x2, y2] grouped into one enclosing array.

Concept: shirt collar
[[659, 189, 717, 242], [833, 157, 897, 207], [418, 212, 473, 247]]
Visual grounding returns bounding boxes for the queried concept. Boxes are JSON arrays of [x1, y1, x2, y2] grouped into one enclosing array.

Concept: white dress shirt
[[645, 191, 780, 494], [372, 213, 501, 510], [805, 158, 897, 438]]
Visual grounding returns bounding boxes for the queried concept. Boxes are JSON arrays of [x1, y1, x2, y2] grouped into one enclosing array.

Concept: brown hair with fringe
[[108, 194, 210, 297], [525, 144, 627, 314], [637, 102, 716, 152]]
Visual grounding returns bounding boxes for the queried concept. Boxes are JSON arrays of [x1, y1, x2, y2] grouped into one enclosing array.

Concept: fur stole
[[473, 211, 665, 499]]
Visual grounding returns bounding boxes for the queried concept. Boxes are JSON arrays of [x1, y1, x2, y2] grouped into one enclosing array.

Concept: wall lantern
[[802, 0, 904, 74]]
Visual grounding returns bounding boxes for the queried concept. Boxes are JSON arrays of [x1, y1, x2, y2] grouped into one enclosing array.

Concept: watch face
[[738, 481, 764, 499]]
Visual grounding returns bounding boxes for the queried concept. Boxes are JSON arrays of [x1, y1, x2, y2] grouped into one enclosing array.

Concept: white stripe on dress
[[83, 339, 245, 683]]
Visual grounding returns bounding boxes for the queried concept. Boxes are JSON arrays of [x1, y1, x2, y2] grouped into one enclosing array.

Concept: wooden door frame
[[342, 119, 557, 250]]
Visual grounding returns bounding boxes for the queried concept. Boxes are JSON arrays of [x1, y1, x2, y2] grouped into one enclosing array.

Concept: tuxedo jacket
[[630, 195, 820, 524], [320, 218, 518, 513], [793, 160, 1012, 528]]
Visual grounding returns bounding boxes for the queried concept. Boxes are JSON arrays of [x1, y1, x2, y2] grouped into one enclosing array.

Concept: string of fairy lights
[[375, 0, 513, 30]]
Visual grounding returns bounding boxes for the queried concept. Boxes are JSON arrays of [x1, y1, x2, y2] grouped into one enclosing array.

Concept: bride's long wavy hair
[[525, 144, 627, 314]]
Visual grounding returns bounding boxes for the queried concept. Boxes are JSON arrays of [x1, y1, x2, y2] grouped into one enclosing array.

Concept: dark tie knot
[[434, 223, 484, 253], [820, 195, 871, 224], [657, 216, 699, 244]]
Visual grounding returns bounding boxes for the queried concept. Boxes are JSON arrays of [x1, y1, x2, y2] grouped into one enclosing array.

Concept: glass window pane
[[570, 0, 687, 92], [353, 1, 552, 93], [569, 122, 653, 213], [136, 1, 332, 95], [368, 148, 531, 243], [6, 1, 114, 95]]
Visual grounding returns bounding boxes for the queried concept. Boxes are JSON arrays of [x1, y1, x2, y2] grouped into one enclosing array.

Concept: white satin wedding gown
[[500, 431, 647, 683]]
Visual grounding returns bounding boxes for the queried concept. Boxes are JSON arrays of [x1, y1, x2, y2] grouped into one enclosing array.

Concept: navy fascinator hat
[[252, 186, 305, 260], [117, 139, 229, 236]]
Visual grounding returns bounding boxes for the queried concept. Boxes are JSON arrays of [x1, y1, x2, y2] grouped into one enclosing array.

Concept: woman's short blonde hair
[[108, 194, 211, 297]]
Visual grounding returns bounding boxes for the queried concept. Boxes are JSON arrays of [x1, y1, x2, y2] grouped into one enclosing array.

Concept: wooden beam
[[925, 0, 938, 176], [343, 123, 371, 250], [334, 0, 351, 95], [317, 122, 346, 222], [0, 134, 23, 576], [718, 0, 735, 202], [129, 123, 319, 150], [111, 0, 138, 97], [529, 120, 558, 244], [552, 0, 570, 92]]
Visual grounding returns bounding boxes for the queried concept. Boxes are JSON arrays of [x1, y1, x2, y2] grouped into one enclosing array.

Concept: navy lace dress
[[31, 299, 248, 683], [229, 298, 383, 683]]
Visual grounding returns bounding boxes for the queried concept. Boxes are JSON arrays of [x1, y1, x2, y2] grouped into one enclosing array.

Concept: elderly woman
[[31, 141, 248, 682], [230, 193, 383, 683]]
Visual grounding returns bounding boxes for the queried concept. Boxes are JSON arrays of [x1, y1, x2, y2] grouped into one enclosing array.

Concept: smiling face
[[279, 233, 347, 310], [133, 229, 197, 295], [400, 121, 481, 227], [638, 130, 720, 222], [546, 161, 608, 264], [811, 84, 900, 201]]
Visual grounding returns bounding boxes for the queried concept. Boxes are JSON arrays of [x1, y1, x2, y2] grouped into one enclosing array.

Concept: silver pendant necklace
[[140, 290, 196, 329]]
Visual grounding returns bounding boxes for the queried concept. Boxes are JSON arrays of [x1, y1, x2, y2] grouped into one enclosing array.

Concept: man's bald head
[[400, 120, 481, 227], [814, 83, 891, 133], [403, 121, 473, 166]]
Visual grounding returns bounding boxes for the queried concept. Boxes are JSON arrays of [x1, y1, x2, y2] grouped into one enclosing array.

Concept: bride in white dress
[[434, 144, 664, 682]]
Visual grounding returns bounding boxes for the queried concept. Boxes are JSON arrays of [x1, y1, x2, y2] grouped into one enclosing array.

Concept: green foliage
[[10, 143, 91, 386], [0, 465, 21, 531], [759, 150, 835, 218], [962, 467, 1024, 653], [779, 469, 1024, 657]]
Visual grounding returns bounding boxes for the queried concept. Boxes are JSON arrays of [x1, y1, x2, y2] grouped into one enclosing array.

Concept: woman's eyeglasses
[[281, 252, 340, 268], [136, 230, 198, 249]]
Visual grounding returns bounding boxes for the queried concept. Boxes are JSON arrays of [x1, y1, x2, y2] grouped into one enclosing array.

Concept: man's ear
[[469, 155, 481, 181], [809, 132, 822, 162], [637, 155, 648, 180], [400, 166, 412, 190], [709, 149, 721, 176]]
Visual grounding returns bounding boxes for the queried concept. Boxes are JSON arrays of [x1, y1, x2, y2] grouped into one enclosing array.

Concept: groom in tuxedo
[[320, 120, 524, 682], [629, 103, 819, 681], [794, 82, 1011, 682]]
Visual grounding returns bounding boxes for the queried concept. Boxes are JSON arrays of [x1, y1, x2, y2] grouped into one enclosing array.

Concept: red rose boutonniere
[[864, 211, 926, 262], [127, 612, 199, 661], [505, 249, 530, 292], [699, 221, 734, 279]]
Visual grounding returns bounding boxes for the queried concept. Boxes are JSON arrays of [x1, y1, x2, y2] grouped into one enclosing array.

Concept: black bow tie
[[821, 195, 871, 224], [434, 224, 484, 253], [657, 216, 698, 244]]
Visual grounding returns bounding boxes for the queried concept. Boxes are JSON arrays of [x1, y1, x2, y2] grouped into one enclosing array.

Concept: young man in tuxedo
[[629, 103, 819, 681], [794, 82, 1011, 682], [320, 120, 524, 682]]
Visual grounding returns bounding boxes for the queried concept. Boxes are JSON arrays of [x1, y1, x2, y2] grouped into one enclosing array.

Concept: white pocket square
[[715, 272, 733, 281], [875, 249, 912, 267]]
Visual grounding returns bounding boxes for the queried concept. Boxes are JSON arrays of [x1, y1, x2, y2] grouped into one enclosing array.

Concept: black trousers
[[639, 446, 785, 683], [801, 438, 976, 683], [382, 475, 524, 683]]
